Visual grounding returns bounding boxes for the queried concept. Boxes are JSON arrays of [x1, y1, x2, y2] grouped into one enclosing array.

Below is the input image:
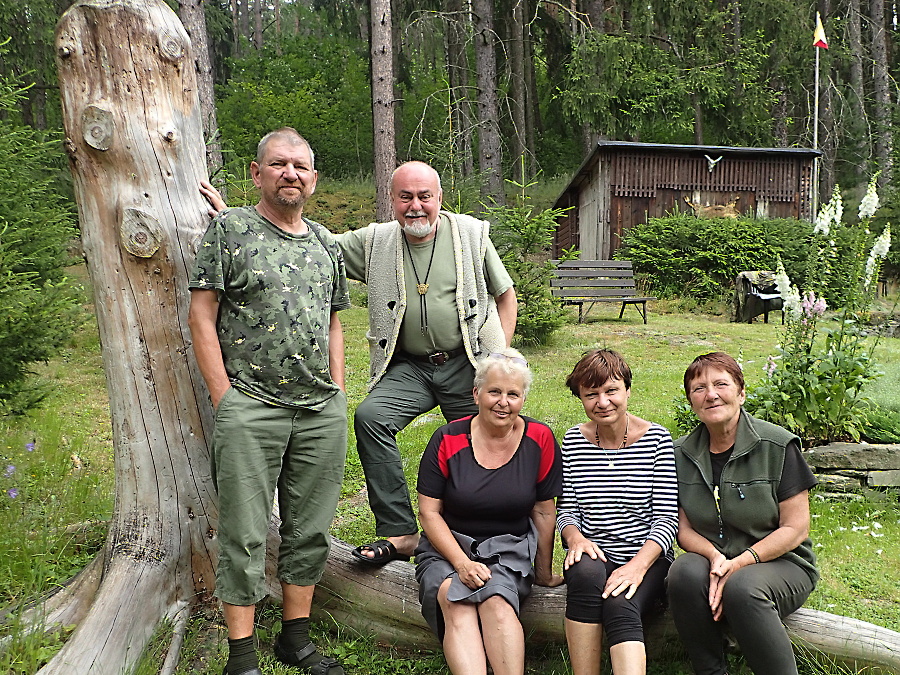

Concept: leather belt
[[404, 347, 466, 366]]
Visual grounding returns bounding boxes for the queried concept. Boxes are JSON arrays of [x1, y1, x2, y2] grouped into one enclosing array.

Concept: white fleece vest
[[362, 211, 505, 390]]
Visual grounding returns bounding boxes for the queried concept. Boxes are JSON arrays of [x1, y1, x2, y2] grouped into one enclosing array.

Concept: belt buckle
[[428, 351, 448, 366]]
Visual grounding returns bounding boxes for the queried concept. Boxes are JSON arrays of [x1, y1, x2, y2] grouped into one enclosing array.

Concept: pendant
[[608, 461, 614, 468], [417, 283, 429, 295]]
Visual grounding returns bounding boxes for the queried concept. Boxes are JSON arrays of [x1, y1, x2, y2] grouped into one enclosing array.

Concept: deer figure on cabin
[[683, 195, 741, 219]]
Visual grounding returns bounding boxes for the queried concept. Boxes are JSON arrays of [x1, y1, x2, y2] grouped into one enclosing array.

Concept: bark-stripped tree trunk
[[34, 1, 218, 672], [869, 0, 893, 186], [472, 0, 505, 205], [178, 0, 224, 176], [371, 0, 397, 222]]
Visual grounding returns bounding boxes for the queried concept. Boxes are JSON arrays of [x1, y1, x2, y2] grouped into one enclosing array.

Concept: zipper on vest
[[713, 485, 723, 539]]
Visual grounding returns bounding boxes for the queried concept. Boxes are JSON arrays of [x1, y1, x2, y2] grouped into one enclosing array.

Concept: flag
[[814, 12, 828, 49]]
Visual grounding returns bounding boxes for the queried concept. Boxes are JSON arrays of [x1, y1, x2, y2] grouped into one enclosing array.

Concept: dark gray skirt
[[414, 526, 537, 641]]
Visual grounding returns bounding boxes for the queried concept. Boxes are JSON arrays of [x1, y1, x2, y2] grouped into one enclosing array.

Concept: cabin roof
[[555, 140, 822, 205]]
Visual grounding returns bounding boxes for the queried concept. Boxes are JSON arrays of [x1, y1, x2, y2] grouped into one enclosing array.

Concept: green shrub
[[862, 405, 900, 443], [485, 174, 576, 346], [0, 59, 83, 412], [618, 214, 813, 301]]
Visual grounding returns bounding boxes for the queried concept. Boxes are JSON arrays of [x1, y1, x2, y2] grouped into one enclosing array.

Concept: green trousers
[[353, 353, 477, 537], [667, 551, 816, 675], [212, 387, 347, 605]]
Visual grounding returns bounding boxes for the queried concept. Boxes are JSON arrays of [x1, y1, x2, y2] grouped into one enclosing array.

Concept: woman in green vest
[[667, 352, 819, 675]]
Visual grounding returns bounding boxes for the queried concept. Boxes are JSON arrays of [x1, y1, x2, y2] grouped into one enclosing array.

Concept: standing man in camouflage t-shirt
[[189, 128, 348, 675]]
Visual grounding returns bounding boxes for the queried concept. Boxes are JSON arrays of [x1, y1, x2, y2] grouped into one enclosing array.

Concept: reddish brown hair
[[566, 349, 632, 396], [683, 352, 745, 397]]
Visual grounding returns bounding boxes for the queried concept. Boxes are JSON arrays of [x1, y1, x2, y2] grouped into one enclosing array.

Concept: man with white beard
[[339, 161, 517, 565]]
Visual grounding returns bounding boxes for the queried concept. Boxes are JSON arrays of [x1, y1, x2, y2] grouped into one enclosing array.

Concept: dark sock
[[225, 635, 257, 674], [279, 615, 311, 652]]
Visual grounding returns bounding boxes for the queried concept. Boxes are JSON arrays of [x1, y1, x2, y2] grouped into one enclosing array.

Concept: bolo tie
[[403, 225, 438, 337]]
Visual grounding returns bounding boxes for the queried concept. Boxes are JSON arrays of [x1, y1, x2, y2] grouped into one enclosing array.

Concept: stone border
[[803, 442, 900, 491]]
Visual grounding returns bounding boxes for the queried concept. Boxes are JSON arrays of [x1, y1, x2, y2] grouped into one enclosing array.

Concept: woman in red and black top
[[415, 348, 563, 675]]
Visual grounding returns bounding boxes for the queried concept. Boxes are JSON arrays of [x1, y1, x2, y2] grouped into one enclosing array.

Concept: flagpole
[[813, 43, 820, 216]]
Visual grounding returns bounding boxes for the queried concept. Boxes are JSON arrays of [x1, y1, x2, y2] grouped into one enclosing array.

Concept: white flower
[[864, 225, 892, 289], [859, 175, 880, 220], [814, 203, 832, 235], [774, 260, 801, 319], [872, 225, 892, 258], [831, 185, 844, 225], [814, 186, 843, 234]]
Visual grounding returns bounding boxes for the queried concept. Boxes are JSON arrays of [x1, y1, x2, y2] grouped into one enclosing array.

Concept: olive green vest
[[675, 410, 819, 583]]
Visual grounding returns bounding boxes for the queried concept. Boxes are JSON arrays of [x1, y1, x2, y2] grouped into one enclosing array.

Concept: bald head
[[390, 161, 441, 193], [390, 162, 443, 238]]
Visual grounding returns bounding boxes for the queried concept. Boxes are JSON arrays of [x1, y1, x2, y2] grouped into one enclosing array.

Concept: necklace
[[595, 414, 629, 468], [403, 226, 438, 336]]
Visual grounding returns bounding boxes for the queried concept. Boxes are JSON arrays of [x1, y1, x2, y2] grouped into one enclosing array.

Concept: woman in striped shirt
[[557, 349, 678, 675]]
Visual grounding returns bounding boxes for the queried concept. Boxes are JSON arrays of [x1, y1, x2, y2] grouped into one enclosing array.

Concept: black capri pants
[[564, 555, 670, 646]]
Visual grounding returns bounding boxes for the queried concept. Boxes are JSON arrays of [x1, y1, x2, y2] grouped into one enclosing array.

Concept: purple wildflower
[[25, 442, 35, 452], [3, 465, 14, 478], [7, 487, 18, 498]]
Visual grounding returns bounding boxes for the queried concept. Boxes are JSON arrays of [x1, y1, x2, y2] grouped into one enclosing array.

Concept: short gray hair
[[473, 348, 532, 396], [256, 127, 315, 168]]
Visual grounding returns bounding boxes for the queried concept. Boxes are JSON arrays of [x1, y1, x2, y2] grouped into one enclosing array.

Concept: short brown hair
[[683, 352, 745, 397], [566, 349, 632, 396]]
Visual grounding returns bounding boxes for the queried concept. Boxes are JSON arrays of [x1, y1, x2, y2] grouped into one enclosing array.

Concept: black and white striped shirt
[[556, 423, 679, 564]]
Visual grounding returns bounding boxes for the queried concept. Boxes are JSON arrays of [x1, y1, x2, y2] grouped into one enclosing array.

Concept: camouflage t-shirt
[[190, 206, 350, 410]]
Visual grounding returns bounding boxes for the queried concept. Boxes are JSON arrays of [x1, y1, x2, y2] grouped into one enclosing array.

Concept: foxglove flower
[[864, 226, 892, 290], [859, 176, 880, 220], [774, 261, 801, 319]]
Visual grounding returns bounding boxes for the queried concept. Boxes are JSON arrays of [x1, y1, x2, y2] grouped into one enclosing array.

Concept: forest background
[[3, 0, 900, 215]]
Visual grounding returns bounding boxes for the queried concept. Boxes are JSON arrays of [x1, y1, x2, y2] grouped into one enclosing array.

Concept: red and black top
[[417, 415, 562, 542]]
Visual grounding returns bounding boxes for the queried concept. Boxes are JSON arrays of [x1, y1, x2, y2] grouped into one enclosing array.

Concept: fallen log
[[306, 537, 900, 672]]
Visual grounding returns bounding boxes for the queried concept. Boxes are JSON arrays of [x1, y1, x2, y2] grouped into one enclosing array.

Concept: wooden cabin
[[552, 141, 821, 258]]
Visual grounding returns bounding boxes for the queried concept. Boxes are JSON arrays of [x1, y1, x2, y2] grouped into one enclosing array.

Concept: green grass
[[2, 295, 900, 674]]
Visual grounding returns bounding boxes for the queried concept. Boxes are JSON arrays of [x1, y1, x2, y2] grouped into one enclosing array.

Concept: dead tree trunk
[[35, 1, 217, 672]]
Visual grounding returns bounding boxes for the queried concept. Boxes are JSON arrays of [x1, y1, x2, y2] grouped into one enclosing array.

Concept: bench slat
[[552, 279, 637, 289], [553, 270, 636, 279], [552, 260, 634, 269]]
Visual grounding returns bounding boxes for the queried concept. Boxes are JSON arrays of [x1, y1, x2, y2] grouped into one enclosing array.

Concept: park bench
[[551, 259, 655, 324]]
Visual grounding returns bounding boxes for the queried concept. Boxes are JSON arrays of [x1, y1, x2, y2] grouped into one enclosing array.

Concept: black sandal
[[274, 640, 345, 675], [350, 539, 411, 566]]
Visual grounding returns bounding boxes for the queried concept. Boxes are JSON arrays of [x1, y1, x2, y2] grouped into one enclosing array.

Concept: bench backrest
[[550, 260, 637, 298]]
